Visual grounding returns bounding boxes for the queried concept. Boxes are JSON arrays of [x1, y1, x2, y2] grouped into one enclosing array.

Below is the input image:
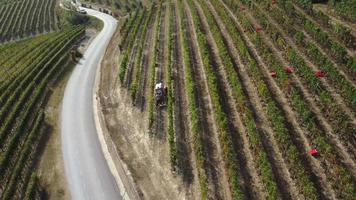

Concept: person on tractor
[[155, 82, 167, 107]]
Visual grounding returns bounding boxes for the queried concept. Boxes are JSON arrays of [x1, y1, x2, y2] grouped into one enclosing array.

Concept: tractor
[[70, 46, 83, 62], [155, 82, 167, 107]]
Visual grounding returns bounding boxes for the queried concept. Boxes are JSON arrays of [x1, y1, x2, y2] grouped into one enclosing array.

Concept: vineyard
[[0, 26, 85, 199], [0, 0, 58, 43], [84, 0, 143, 11], [114, 0, 356, 199]]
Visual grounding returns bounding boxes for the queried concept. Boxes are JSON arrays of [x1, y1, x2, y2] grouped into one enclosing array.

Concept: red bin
[[310, 149, 318, 156], [256, 26, 263, 33], [315, 70, 326, 77], [285, 66, 294, 73]]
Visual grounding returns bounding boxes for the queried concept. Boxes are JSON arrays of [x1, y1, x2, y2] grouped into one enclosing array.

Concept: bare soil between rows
[[97, 13, 198, 199]]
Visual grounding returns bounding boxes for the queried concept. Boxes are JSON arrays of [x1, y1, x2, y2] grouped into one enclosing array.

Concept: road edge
[[92, 34, 140, 200]]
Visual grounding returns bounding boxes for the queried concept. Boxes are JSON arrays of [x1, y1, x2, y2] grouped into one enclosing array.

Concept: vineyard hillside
[[98, 0, 356, 199], [83, 0, 146, 12], [0, 0, 58, 42], [0, 26, 85, 199]]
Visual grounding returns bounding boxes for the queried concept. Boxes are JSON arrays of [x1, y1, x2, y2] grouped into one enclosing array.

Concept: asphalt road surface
[[61, 8, 121, 200]]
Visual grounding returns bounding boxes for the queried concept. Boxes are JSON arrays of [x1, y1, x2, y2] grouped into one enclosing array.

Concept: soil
[[97, 2, 197, 199], [171, 0, 194, 185], [124, 26, 143, 88], [227, 0, 353, 198], [134, 6, 156, 111], [267, 5, 356, 120], [194, 1, 266, 199], [250, 1, 356, 166], [218, 0, 309, 199], [38, 74, 71, 200], [91, 1, 356, 199], [183, 0, 234, 199], [313, 4, 356, 37], [176, 0, 203, 197], [154, 2, 168, 139], [293, 4, 355, 57], [277, 5, 356, 86], [230, 2, 337, 199], [298, 28, 356, 85], [36, 29, 97, 200]]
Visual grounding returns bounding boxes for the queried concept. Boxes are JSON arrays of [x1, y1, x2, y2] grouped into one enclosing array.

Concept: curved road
[[61, 8, 121, 200]]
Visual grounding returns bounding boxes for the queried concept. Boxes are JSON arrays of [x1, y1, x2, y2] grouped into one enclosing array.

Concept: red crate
[[310, 149, 318, 156], [285, 66, 294, 73], [315, 70, 326, 77], [255, 26, 263, 33]]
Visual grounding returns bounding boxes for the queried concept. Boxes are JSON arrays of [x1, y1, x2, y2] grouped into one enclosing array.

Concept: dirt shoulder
[[36, 29, 97, 200]]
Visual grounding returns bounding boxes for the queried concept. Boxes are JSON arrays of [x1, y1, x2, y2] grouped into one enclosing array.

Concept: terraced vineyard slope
[[0, 0, 58, 42], [0, 26, 85, 199], [111, 0, 356, 199], [84, 0, 143, 11]]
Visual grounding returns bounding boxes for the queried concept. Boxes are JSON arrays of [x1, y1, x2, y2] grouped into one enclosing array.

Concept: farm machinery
[[155, 82, 167, 107], [70, 45, 83, 62]]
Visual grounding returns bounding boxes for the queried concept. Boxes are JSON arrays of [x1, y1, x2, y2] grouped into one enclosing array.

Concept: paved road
[[61, 8, 121, 200]]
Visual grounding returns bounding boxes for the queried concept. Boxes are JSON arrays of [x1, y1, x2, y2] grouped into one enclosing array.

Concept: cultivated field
[[84, 0, 144, 11], [0, 0, 58, 42], [116, 0, 356, 199], [0, 27, 85, 199]]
